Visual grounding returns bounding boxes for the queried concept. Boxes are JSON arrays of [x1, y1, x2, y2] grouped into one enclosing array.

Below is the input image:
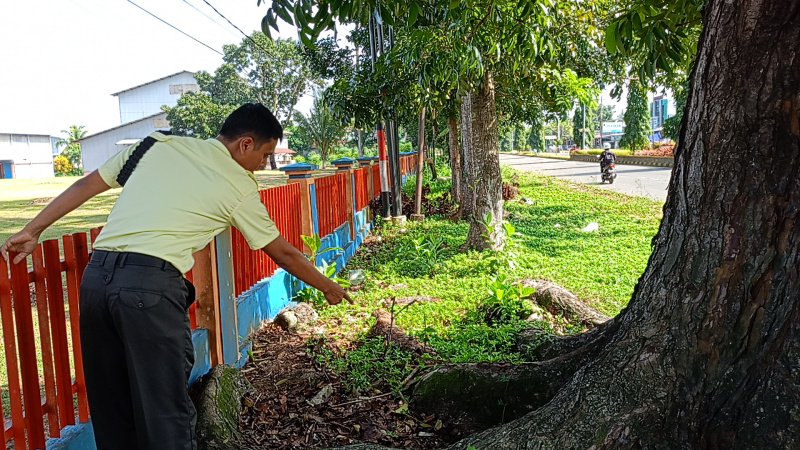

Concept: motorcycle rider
[[598, 142, 617, 174]]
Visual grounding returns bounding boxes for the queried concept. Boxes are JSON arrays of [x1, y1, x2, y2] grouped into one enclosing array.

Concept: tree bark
[[521, 278, 611, 326], [459, 93, 476, 220], [448, 115, 463, 205], [463, 71, 504, 250], [442, 1, 800, 448]]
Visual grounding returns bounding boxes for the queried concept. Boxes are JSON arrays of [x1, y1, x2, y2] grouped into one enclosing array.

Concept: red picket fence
[[315, 173, 349, 237], [0, 233, 94, 449], [231, 183, 303, 298], [371, 163, 381, 197], [353, 167, 370, 211]]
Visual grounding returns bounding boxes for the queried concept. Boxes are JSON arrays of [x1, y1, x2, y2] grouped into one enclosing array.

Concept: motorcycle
[[601, 163, 617, 184]]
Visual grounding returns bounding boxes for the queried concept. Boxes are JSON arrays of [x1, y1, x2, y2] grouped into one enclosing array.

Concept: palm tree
[[292, 97, 346, 169], [56, 125, 87, 175]]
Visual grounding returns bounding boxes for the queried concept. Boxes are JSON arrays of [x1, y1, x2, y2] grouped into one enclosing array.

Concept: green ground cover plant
[[309, 167, 662, 394]]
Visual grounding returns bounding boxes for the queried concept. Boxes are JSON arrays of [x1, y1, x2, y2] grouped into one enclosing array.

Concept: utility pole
[[412, 108, 426, 221], [368, 12, 391, 217], [599, 93, 604, 148]]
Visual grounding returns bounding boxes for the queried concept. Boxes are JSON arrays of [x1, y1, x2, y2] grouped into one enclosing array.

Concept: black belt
[[92, 250, 178, 273]]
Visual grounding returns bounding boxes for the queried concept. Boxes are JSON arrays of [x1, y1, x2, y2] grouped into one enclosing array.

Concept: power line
[[125, 0, 223, 55], [181, 0, 239, 39], [198, 0, 277, 58]]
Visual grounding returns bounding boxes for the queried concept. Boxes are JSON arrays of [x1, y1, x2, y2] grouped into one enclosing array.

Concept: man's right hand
[[323, 282, 354, 306], [1, 229, 39, 264]]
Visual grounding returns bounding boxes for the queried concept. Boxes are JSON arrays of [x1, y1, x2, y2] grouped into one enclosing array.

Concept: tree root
[[410, 325, 612, 434], [521, 278, 611, 326], [367, 308, 437, 357]]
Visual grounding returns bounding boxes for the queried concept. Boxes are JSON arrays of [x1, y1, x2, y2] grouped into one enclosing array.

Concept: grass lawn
[[510, 151, 571, 159], [308, 168, 662, 392]]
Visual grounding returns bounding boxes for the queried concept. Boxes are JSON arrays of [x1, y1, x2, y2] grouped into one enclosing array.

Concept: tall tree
[[528, 116, 545, 152], [265, 0, 603, 250], [165, 34, 322, 166], [55, 125, 87, 175], [292, 96, 347, 169], [572, 103, 595, 148], [619, 79, 652, 150], [511, 124, 524, 151]]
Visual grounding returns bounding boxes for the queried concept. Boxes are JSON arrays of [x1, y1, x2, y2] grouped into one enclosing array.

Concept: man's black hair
[[219, 103, 283, 143]]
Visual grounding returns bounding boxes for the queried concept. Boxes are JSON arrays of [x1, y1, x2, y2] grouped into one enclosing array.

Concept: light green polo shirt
[[94, 132, 280, 273]]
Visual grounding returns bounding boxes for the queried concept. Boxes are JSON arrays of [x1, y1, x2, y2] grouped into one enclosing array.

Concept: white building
[[0, 133, 56, 179], [113, 71, 199, 124], [81, 71, 199, 173], [80, 113, 171, 174]]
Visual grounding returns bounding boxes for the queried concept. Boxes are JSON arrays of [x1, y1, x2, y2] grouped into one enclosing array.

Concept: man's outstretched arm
[[0, 171, 112, 264], [262, 236, 353, 306]]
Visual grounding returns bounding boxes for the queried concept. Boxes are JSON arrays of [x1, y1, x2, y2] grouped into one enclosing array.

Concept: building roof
[[275, 148, 296, 154], [111, 71, 196, 96], [0, 131, 54, 137], [79, 112, 168, 141]]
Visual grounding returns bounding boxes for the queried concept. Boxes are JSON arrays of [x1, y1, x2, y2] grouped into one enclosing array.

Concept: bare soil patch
[[236, 324, 459, 449]]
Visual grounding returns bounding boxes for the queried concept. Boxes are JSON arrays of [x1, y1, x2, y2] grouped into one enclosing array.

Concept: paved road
[[500, 154, 672, 202]]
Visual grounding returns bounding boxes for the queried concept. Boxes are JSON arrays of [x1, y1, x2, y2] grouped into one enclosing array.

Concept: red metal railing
[[231, 183, 303, 298], [354, 167, 370, 210], [315, 173, 348, 237]]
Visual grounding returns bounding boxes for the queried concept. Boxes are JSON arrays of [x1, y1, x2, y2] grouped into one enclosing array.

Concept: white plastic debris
[[554, 223, 561, 228], [582, 222, 599, 232]]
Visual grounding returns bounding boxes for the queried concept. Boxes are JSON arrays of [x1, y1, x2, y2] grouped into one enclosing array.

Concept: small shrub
[[473, 274, 537, 326], [311, 336, 419, 394], [394, 234, 446, 277], [635, 145, 674, 156]]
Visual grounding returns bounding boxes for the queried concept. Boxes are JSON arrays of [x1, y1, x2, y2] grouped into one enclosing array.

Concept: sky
[[0, 0, 310, 137]]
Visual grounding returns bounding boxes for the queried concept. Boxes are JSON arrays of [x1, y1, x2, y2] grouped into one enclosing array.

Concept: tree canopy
[[164, 34, 323, 139], [292, 96, 348, 168]]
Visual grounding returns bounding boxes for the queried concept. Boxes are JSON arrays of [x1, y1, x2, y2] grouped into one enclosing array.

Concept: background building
[[650, 95, 672, 132], [0, 132, 56, 179], [81, 71, 198, 173], [113, 71, 199, 124]]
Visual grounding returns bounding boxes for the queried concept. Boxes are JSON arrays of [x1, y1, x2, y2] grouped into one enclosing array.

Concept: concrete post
[[190, 242, 222, 366], [280, 162, 318, 252], [331, 157, 356, 239], [357, 156, 374, 202], [214, 229, 239, 366]]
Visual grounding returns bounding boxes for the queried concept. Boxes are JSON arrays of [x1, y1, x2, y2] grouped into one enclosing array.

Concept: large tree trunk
[[448, 115, 463, 206], [463, 71, 504, 250], [442, 1, 800, 448], [459, 93, 476, 219]]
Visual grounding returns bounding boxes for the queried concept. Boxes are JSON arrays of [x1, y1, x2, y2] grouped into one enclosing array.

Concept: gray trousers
[[80, 250, 197, 450]]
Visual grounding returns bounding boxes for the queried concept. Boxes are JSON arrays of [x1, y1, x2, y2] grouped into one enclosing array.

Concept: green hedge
[[572, 149, 633, 156]]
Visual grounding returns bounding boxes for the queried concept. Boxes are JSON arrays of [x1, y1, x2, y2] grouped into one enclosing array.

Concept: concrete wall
[[80, 113, 170, 173], [116, 72, 198, 124], [0, 133, 55, 178]]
